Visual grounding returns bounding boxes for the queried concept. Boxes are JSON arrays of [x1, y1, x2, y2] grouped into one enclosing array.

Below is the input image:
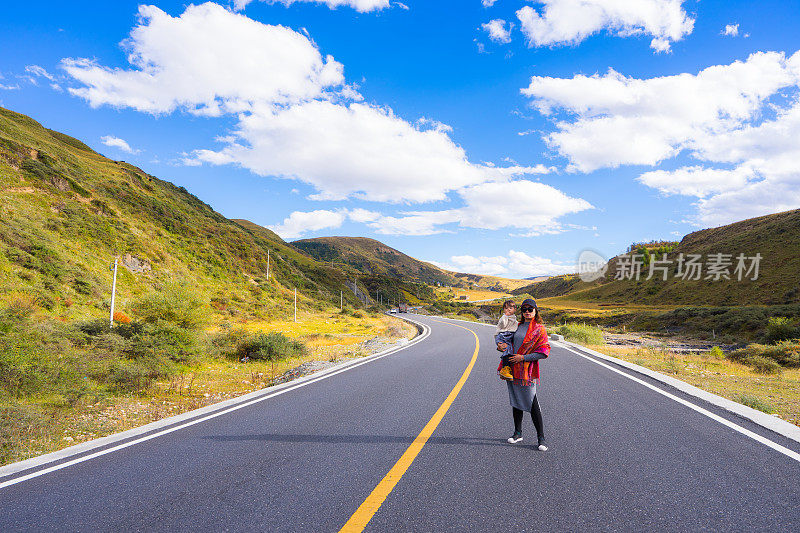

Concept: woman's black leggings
[[513, 395, 544, 443]]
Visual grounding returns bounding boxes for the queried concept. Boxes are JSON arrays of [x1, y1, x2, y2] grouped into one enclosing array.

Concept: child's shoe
[[499, 366, 513, 381]]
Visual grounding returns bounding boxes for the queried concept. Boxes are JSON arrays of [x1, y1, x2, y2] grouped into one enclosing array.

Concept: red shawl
[[497, 321, 550, 386]]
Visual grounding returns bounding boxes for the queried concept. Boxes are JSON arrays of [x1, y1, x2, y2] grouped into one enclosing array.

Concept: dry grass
[[583, 342, 800, 427], [540, 296, 680, 316], [450, 288, 511, 302], [2, 312, 417, 465]]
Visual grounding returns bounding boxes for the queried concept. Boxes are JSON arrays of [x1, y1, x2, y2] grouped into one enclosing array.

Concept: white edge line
[[432, 315, 800, 452], [416, 315, 800, 461], [556, 339, 800, 445], [0, 316, 431, 489], [554, 340, 800, 464]]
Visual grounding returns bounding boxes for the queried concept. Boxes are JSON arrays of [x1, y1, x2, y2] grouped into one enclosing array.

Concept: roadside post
[[109, 256, 118, 327]]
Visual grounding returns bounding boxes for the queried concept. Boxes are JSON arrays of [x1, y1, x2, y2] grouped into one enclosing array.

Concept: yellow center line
[[339, 319, 480, 532]]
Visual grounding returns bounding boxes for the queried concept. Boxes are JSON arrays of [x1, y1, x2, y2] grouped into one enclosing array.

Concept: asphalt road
[[1, 314, 799, 532]]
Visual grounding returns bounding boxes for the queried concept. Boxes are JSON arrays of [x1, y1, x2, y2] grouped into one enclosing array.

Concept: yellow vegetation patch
[[583, 343, 800, 428], [1, 312, 417, 466], [451, 288, 512, 302]]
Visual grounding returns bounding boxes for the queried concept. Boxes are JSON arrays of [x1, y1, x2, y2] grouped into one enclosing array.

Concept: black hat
[[521, 298, 537, 309]]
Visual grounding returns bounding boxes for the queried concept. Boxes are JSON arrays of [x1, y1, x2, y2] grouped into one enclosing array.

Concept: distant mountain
[[291, 236, 457, 286], [450, 272, 534, 292], [513, 208, 800, 306]]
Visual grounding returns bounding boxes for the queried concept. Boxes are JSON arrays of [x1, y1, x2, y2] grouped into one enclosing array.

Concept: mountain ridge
[[513, 208, 800, 306]]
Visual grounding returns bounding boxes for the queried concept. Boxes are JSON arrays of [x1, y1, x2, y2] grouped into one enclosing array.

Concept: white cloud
[[482, 0, 499, 7], [347, 208, 381, 223], [430, 249, 573, 278], [435, 254, 510, 276], [639, 95, 800, 225], [637, 166, 752, 198], [66, 3, 546, 206], [367, 179, 593, 235], [522, 50, 800, 172], [233, 0, 392, 12], [456, 180, 593, 230], [191, 100, 496, 202], [516, 0, 694, 53], [268, 209, 348, 239], [482, 19, 513, 44], [101, 135, 140, 154], [369, 210, 461, 236], [25, 65, 57, 82], [62, 3, 345, 115], [524, 49, 800, 226], [722, 23, 739, 37]]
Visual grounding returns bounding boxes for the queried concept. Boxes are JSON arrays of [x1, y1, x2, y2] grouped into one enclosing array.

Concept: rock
[[120, 254, 152, 273]]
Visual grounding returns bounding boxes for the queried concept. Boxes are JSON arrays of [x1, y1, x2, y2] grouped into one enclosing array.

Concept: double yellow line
[[340, 320, 479, 532]]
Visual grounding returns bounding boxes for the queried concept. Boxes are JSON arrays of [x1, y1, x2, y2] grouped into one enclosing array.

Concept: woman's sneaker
[[537, 444, 548, 451], [507, 432, 523, 444]]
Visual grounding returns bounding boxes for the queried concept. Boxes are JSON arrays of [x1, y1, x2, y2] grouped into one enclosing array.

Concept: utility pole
[[294, 288, 297, 322], [109, 256, 118, 327]]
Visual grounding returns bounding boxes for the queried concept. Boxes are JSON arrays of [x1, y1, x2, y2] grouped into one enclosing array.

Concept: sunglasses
[[521, 306, 535, 312]]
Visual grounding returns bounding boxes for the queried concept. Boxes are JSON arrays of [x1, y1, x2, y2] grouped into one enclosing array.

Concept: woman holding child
[[495, 298, 550, 451]]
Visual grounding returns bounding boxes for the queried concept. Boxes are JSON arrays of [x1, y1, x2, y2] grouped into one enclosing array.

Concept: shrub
[[708, 346, 725, 359], [209, 327, 249, 358], [77, 318, 143, 339], [764, 317, 800, 343], [93, 333, 131, 356], [556, 322, 604, 345], [1, 297, 37, 323], [132, 282, 208, 330], [113, 311, 132, 324], [744, 355, 782, 375], [72, 277, 93, 295], [235, 331, 307, 362], [128, 322, 201, 364], [728, 341, 800, 369], [105, 357, 174, 392], [732, 394, 775, 414], [0, 320, 81, 398], [0, 400, 45, 463]]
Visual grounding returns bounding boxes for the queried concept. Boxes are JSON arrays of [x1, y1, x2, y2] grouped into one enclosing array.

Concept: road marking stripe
[[557, 342, 800, 463], [0, 319, 432, 490], [339, 321, 479, 532]]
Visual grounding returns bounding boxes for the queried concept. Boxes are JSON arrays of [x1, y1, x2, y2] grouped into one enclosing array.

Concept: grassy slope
[[0, 106, 372, 321], [451, 272, 534, 292], [291, 236, 457, 286], [514, 208, 800, 307], [0, 106, 429, 464]]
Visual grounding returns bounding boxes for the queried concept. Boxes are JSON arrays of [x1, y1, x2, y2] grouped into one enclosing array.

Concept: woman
[[496, 298, 550, 451]]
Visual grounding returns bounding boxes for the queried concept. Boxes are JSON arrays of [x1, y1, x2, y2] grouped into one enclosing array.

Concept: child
[[495, 300, 518, 381]]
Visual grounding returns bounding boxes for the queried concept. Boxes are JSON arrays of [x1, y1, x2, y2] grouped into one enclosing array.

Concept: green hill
[[291, 236, 458, 286], [0, 106, 373, 320], [514, 208, 800, 307]]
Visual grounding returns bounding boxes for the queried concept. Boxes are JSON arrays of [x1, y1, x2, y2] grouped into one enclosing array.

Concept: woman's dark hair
[[519, 306, 543, 325]]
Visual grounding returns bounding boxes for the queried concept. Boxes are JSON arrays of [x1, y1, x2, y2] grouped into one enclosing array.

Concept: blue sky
[[2, 1, 799, 278]]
